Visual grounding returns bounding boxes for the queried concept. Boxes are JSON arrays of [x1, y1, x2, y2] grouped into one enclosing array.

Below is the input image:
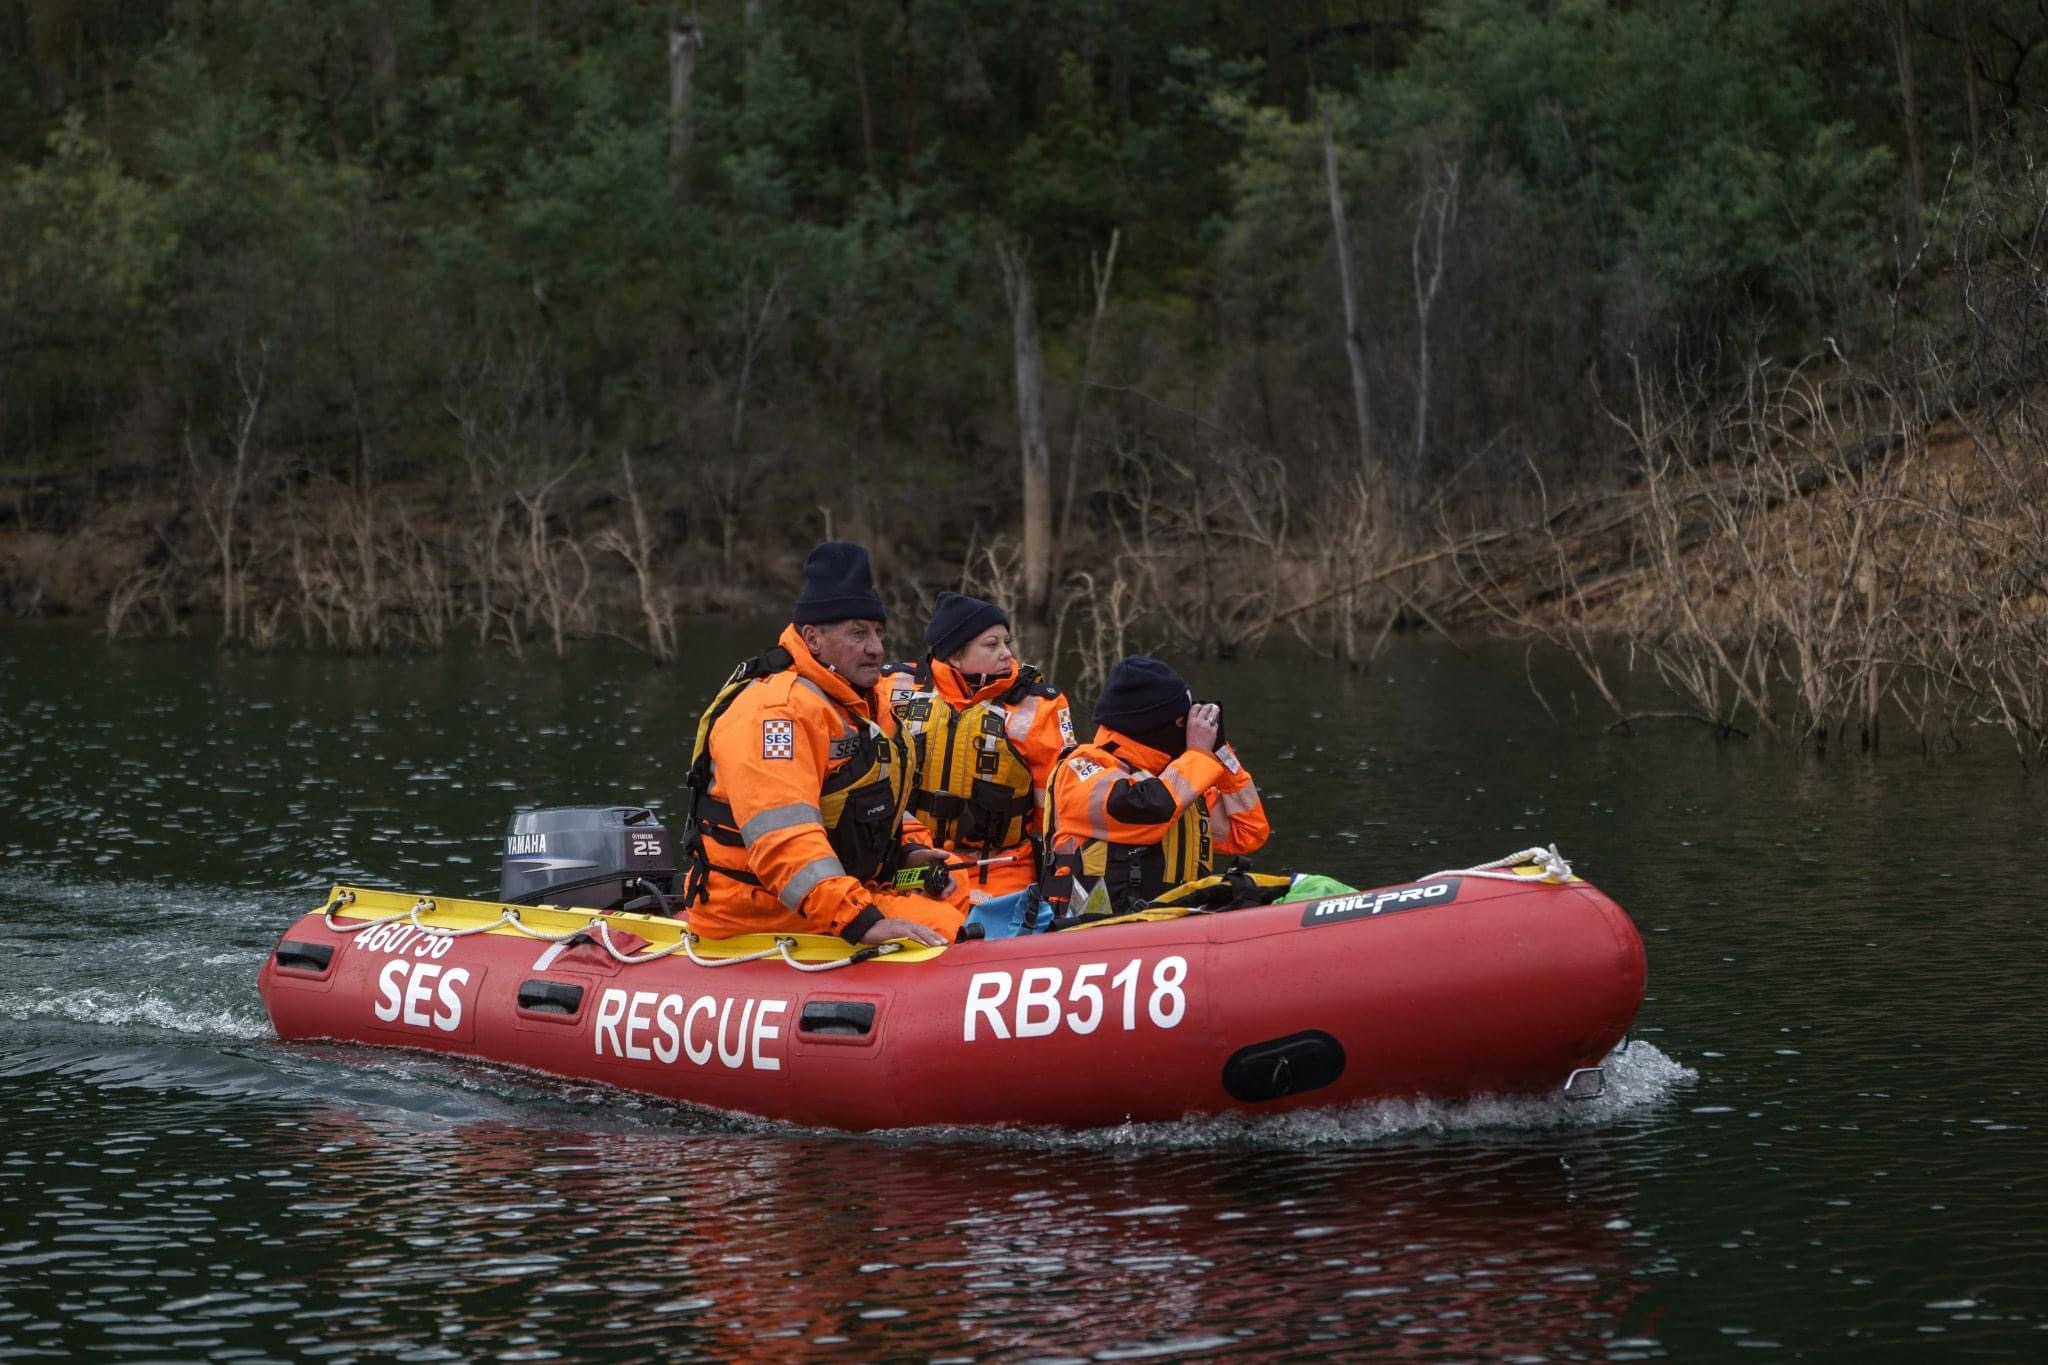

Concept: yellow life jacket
[[886, 661, 1042, 852], [1044, 749, 1213, 916], [682, 646, 912, 903]]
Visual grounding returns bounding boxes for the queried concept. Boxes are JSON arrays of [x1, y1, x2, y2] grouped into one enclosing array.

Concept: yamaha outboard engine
[[498, 806, 679, 914]]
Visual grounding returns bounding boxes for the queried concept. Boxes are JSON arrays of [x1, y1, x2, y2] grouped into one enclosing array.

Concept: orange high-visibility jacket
[[688, 625, 965, 942], [882, 657, 1075, 904], [1044, 726, 1270, 914]]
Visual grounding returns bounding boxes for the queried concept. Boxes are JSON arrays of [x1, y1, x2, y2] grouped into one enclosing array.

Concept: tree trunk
[[370, 3, 400, 141], [998, 240, 1052, 624], [1322, 115, 1375, 484], [1111, 40, 1131, 130], [669, 9, 700, 201], [896, 0, 919, 166], [1410, 160, 1459, 477], [1889, 0, 1926, 206], [1860, 554, 1881, 751], [1055, 229, 1119, 585], [745, 0, 766, 78], [192, 343, 269, 644], [28, 0, 76, 113], [731, 268, 788, 453], [1956, 0, 1981, 165], [844, 0, 877, 180]]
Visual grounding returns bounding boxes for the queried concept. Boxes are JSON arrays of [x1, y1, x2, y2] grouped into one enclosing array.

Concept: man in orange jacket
[[1041, 655, 1269, 920], [682, 543, 965, 947]]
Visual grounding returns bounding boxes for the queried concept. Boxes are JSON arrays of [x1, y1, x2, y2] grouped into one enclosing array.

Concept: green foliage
[[0, 111, 177, 444], [0, 0, 2037, 503], [1387, 0, 1896, 323], [1005, 53, 1125, 273], [2, 111, 175, 317], [1634, 123, 1894, 316]]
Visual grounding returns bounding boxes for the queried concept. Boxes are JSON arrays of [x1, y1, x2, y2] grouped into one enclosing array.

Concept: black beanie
[[1092, 655, 1193, 733], [925, 591, 1009, 660], [791, 542, 887, 625]]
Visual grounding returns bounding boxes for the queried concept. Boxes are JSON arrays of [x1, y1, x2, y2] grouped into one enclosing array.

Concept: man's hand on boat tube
[[859, 915, 950, 947]]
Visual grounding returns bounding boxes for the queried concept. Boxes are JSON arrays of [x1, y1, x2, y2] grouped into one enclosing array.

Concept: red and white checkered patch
[[761, 718, 795, 760]]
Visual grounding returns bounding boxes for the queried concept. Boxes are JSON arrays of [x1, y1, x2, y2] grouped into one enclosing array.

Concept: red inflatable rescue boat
[[259, 846, 1646, 1130]]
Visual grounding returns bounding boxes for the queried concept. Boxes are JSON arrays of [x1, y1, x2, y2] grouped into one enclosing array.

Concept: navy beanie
[[925, 592, 1009, 660], [1092, 656, 1193, 733], [791, 542, 887, 625]]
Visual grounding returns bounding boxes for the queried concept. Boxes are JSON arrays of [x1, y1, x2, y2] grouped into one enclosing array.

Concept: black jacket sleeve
[[1104, 777, 1179, 825]]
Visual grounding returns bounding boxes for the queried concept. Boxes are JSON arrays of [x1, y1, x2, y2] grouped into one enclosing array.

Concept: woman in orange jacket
[[681, 543, 964, 946], [882, 592, 1075, 908], [1040, 655, 1269, 921]]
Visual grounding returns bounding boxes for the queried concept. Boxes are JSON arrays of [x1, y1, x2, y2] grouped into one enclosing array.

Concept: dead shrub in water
[[184, 341, 270, 645], [594, 451, 678, 662], [511, 475, 594, 659], [280, 480, 443, 651], [104, 566, 183, 641], [1465, 329, 2048, 761], [1089, 435, 1293, 661]]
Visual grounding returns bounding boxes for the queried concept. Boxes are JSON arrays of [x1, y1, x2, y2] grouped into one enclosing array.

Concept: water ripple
[[4, 626, 2048, 1359]]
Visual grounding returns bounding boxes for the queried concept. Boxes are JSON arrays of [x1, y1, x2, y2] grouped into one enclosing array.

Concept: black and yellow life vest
[[681, 647, 912, 905], [1140, 869, 1292, 911], [885, 661, 1045, 854], [1043, 746, 1214, 917]]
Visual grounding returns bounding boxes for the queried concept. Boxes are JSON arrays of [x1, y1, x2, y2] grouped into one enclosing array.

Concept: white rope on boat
[[1418, 843, 1574, 885], [323, 891, 588, 943], [775, 938, 904, 971], [318, 887, 891, 971], [321, 889, 422, 934], [590, 916, 691, 965], [681, 933, 795, 968]]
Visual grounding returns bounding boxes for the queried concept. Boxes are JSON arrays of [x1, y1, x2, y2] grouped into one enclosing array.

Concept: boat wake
[[0, 871, 297, 1039], [1, 983, 272, 1039], [893, 1039, 1695, 1151]]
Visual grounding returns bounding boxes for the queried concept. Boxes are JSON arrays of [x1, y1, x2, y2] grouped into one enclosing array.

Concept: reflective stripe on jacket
[[687, 625, 959, 942], [1044, 725, 1270, 914]]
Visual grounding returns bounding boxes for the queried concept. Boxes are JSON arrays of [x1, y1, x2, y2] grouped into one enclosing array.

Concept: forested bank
[[5, 1, 2048, 755]]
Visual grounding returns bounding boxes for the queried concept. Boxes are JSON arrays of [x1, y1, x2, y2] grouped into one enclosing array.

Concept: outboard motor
[[498, 806, 679, 915]]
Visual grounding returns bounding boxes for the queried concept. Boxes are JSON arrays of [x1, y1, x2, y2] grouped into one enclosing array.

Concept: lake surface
[[2, 619, 2044, 1360]]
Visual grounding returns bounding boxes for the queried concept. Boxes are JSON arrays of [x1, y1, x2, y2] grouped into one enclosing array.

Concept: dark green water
[[2, 620, 2044, 1361]]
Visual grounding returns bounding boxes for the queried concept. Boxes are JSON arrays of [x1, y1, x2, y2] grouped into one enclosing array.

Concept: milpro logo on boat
[[1301, 878, 1462, 927], [507, 833, 547, 855]]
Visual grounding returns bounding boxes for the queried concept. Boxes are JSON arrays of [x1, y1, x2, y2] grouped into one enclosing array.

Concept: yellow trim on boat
[[1058, 907, 1191, 930], [1509, 863, 1578, 881], [318, 884, 949, 964]]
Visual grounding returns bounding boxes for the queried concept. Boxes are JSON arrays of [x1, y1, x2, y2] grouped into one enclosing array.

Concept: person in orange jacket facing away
[[1041, 655, 1269, 921], [681, 543, 964, 947], [882, 592, 1075, 910]]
